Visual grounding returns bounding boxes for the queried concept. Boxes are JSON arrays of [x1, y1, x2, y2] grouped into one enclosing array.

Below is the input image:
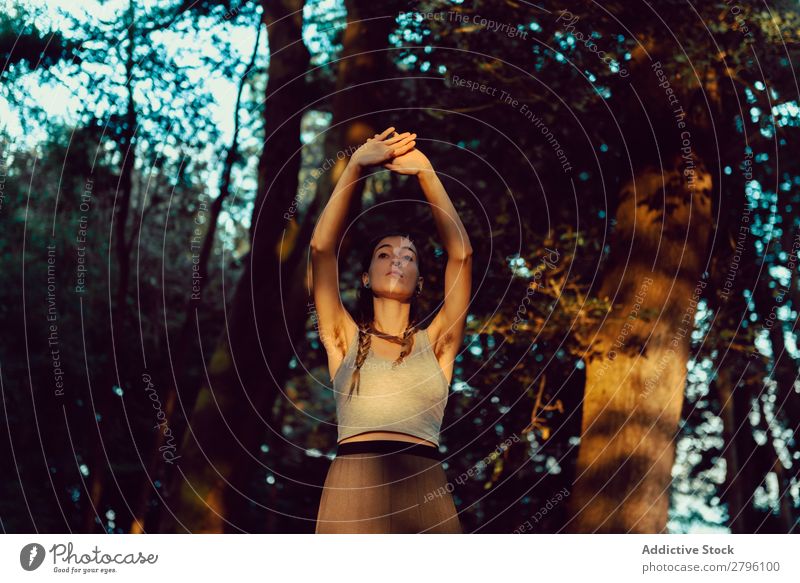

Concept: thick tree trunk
[[566, 159, 713, 533], [293, 0, 402, 266]]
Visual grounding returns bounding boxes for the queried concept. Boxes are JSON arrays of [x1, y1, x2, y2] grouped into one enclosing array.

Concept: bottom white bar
[[1, 534, 797, 582]]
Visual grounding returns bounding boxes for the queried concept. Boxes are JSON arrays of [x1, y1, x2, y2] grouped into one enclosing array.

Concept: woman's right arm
[[309, 157, 362, 360], [310, 127, 416, 360], [309, 159, 363, 252]]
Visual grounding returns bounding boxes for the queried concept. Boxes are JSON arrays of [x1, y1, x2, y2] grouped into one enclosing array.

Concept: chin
[[376, 286, 415, 301]]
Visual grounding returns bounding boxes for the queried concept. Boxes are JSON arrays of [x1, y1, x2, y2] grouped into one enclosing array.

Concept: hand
[[351, 127, 417, 168], [383, 146, 433, 176]]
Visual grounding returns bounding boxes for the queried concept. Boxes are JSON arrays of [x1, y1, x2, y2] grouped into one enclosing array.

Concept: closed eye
[[377, 252, 415, 261]]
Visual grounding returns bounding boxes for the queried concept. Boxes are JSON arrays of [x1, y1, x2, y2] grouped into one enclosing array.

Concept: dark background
[[0, 0, 798, 533]]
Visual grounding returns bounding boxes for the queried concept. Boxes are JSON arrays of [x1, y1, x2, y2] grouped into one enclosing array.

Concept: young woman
[[310, 126, 473, 533]]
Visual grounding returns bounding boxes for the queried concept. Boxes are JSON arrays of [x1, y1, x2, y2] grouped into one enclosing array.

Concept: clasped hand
[[351, 126, 432, 175]]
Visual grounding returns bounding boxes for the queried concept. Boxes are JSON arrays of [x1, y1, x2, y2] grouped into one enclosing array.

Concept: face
[[363, 235, 423, 300]]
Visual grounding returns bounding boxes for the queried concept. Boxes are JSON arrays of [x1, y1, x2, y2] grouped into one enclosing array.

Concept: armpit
[[329, 323, 348, 360], [432, 328, 456, 360]]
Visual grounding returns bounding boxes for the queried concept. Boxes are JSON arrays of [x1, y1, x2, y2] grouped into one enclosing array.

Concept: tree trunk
[[766, 323, 797, 532], [114, 0, 138, 315], [716, 364, 747, 533], [290, 0, 405, 266], [566, 158, 713, 533]]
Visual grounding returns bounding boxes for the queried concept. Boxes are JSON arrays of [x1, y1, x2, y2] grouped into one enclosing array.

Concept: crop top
[[332, 327, 451, 447]]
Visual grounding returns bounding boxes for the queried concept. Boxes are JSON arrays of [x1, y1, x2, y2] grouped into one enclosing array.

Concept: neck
[[371, 296, 411, 337]]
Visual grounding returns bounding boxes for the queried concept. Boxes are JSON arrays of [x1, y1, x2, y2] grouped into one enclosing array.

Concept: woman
[[310, 126, 473, 533]]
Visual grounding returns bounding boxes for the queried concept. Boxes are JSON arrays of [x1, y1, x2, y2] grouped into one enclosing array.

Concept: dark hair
[[345, 229, 426, 400]]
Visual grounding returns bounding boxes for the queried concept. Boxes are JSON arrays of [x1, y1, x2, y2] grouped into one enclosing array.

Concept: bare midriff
[[338, 430, 437, 448]]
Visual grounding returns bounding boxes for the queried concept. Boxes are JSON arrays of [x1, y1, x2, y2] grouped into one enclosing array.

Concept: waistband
[[335, 439, 444, 461]]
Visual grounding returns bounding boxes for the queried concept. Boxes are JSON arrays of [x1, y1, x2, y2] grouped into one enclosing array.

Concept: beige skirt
[[315, 440, 462, 534]]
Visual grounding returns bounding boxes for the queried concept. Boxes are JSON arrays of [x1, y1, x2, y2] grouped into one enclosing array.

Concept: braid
[[393, 322, 417, 367], [345, 320, 419, 400], [345, 325, 372, 401]]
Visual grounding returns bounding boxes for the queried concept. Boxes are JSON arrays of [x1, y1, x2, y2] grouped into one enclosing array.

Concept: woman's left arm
[[385, 148, 473, 358], [418, 169, 474, 261], [385, 149, 473, 259]]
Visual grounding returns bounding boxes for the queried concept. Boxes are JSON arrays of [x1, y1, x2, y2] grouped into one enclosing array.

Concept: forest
[[0, 0, 799, 534]]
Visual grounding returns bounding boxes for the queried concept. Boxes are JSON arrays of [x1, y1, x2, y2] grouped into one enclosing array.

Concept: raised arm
[[384, 147, 473, 366], [310, 127, 417, 367]]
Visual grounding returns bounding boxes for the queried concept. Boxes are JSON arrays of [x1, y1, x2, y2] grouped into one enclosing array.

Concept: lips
[[387, 269, 403, 277]]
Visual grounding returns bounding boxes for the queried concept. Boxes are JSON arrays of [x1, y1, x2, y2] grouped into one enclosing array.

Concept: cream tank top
[[332, 327, 451, 447]]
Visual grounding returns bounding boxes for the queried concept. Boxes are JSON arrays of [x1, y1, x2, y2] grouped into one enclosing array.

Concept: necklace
[[367, 323, 413, 344]]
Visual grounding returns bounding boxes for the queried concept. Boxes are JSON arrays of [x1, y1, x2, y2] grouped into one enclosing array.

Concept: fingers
[[376, 126, 396, 141], [385, 131, 415, 145], [393, 144, 415, 157], [392, 138, 416, 156]]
